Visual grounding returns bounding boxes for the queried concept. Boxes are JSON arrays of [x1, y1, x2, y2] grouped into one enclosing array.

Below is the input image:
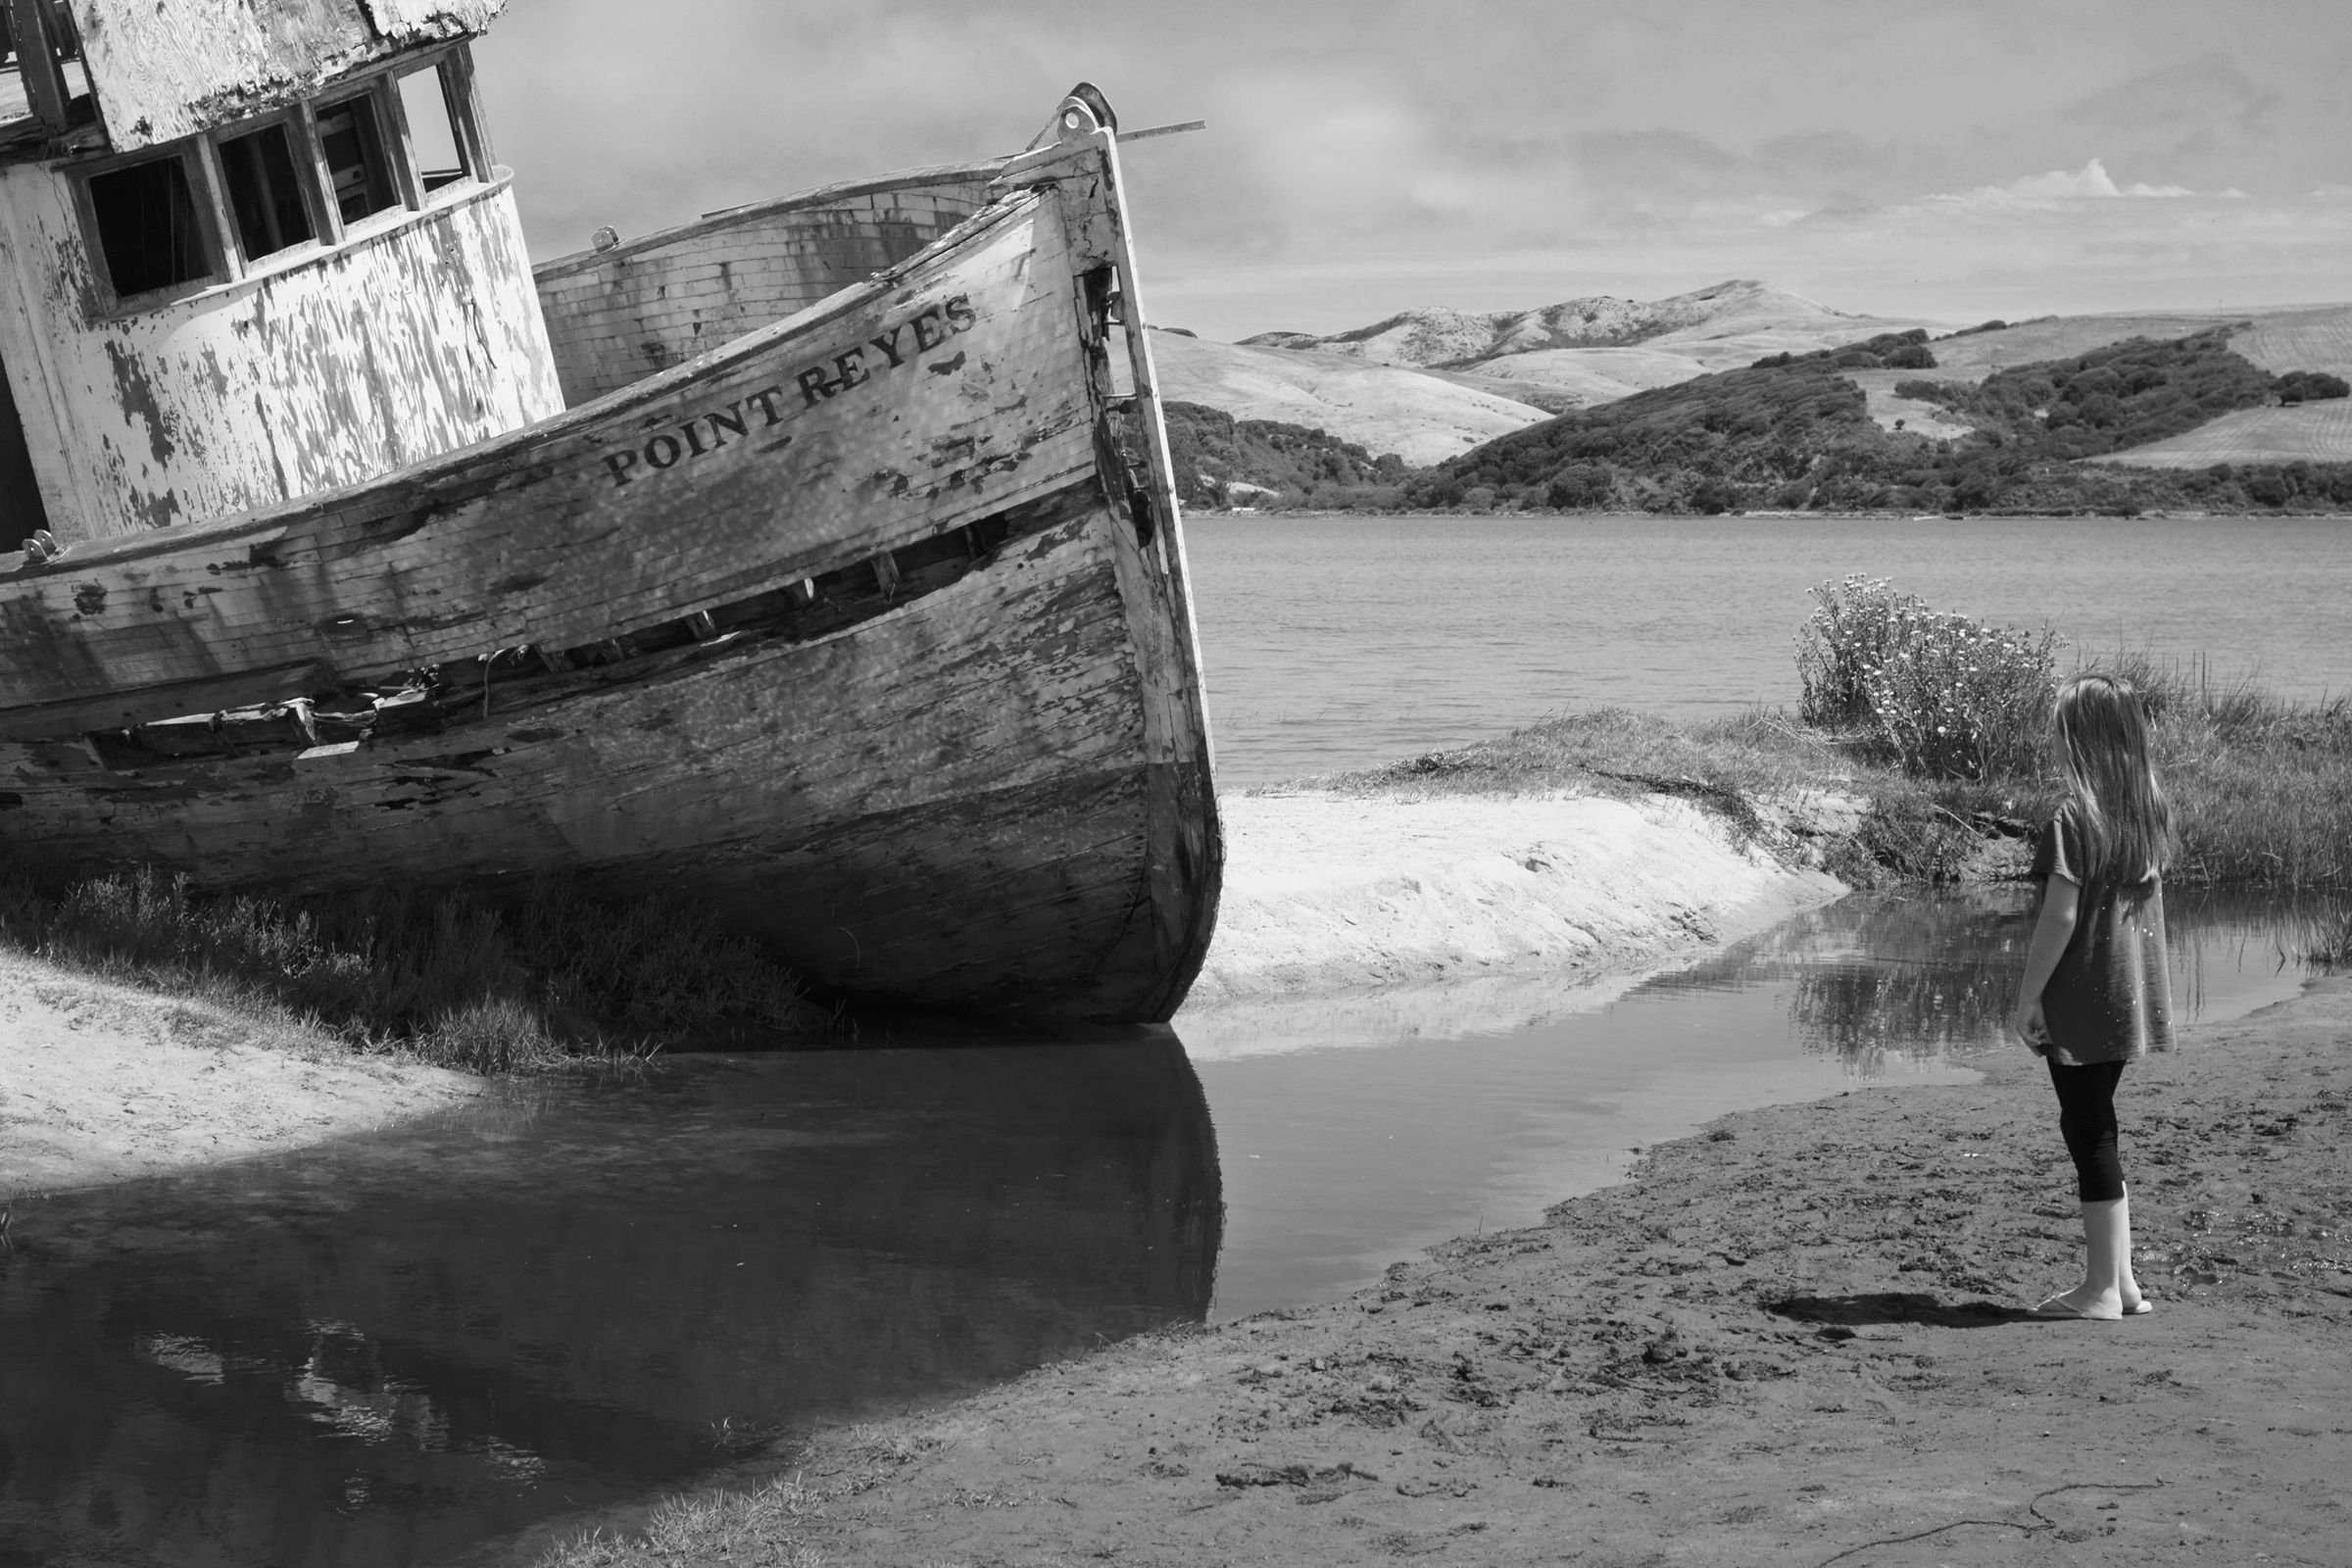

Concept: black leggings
[[2047, 1059, 2127, 1203]]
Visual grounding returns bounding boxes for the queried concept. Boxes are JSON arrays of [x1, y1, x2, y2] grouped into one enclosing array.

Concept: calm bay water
[[1186, 513, 2352, 784]]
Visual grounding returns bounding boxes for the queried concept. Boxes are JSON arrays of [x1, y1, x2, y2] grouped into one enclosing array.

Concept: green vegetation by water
[[0, 869, 828, 1071], [1333, 579, 2352, 895], [1173, 324, 2352, 516]]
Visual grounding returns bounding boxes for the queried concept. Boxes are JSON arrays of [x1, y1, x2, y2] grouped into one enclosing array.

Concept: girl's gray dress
[[2029, 807, 2173, 1065]]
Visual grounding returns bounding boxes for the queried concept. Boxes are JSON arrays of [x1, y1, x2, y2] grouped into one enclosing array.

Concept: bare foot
[[2120, 1276, 2152, 1315], [2032, 1284, 2124, 1320]]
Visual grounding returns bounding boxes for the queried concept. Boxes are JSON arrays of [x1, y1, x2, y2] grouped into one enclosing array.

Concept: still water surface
[[1186, 513, 2352, 784], [2, 889, 2328, 1566]]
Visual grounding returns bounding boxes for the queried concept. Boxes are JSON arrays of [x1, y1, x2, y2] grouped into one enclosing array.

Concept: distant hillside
[[1237, 279, 1943, 409], [1242, 279, 1912, 368], [1157, 289, 2352, 489], [1147, 328, 1550, 466], [1403, 327, 2352, 515]]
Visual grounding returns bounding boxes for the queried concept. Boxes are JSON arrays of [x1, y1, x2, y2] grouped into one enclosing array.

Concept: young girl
[[2010, 672, 2175, 1320]]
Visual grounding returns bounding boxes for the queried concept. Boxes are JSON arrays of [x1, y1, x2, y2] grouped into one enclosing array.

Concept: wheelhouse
[[0, 0, 559, 547]]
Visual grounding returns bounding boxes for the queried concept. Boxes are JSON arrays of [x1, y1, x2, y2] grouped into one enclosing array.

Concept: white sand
[[1179, 791, 1845, 1045], [0, 955, 475, 1194]]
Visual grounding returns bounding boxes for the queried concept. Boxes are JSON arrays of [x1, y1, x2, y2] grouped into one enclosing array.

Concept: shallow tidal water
[[0, 887, 2329, 1566]]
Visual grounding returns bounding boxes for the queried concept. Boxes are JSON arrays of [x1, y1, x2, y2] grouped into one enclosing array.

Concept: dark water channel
[[0, 889, 2334, 1566]]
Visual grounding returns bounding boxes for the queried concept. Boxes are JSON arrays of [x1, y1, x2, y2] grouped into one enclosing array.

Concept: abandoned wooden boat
[[0, 2, 1220, 1022]]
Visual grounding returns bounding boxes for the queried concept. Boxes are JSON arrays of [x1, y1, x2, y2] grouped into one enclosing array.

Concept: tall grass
[[0, 867, 829, 1071], [2106, 649, 2352, 890]]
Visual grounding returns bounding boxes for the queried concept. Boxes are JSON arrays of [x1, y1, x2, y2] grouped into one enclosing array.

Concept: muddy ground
[[564, 979, 2352, 1567]]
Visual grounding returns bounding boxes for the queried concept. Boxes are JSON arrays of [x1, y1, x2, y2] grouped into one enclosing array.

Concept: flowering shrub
[[1796, 575, 2059, 780]]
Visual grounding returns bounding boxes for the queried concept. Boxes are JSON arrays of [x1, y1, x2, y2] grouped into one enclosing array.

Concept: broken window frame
[[73, 142, 230, 315], [384, 49, 488, 202], [3, 0, 84, 132], [311, 84, 402, 231], [68, 43, 494, 317], [209, 111, 329, 268]]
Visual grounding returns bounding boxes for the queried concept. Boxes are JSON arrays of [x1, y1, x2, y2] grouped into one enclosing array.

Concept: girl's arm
[[2012, 873, 2081, 1054]]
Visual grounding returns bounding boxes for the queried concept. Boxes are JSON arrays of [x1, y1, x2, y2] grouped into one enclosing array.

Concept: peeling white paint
[[0, 171, 561, 543], [74, 0, 506, 149]]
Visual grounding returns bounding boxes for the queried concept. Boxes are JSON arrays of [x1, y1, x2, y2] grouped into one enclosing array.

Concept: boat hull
[[0, 116, 1221, 1022]]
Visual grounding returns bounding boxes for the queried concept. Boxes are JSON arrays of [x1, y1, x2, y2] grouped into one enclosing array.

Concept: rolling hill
[[2100, 402, 2352, 467], [1155, 288, 2352, 487], [1241, 279, 1941, 407], [1404, 326, 2352, 515], [1241, 279, 1932, 368], [1147, 329, 1552, 466]]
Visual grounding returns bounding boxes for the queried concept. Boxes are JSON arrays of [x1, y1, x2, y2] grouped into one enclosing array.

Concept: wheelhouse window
[[217, 122, 316, 260], [317, 92, 397, 224], [69, 45, 487, 313], [86, 154, 216, 300], [394, 62, 472, 193]]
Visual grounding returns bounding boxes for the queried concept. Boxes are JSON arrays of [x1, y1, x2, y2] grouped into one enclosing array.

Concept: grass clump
[[0, 867, 828, 1072], [2303, 906, 2352, 970], [536, 1475, 826, 1568]]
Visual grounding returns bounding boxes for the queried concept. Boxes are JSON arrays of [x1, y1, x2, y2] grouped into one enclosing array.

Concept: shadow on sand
[[1769, 1291, 2042, 1329]]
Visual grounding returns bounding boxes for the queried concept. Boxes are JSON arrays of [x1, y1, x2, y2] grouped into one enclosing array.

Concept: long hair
[[2051, 672, 2174, 885]]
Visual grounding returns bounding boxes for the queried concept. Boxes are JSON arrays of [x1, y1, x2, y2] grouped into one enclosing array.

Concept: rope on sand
[[1811, 1477, 2169, 1568]]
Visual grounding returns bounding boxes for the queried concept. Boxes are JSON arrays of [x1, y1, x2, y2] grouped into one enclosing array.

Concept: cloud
[[466, 0, 2352, 339]]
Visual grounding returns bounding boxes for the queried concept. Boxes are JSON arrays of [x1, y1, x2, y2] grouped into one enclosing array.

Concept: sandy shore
[[1183, 790, 1843, 1042], [576, 978, 2352, 1566], [0, 954, 476, 1195]]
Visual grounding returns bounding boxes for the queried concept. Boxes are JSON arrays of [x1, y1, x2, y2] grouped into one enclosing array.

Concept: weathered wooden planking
[[535, 166, 999, 406], [71, 0, 504, 149], [0, 191, 1089, 711], [0, 510, 1196, 1018], [355, 0, 503, 40], [0, 174, 561, 543]]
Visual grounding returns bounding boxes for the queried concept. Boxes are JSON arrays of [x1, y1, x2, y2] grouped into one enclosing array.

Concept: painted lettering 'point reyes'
[[0, 6, 1219, 1025], [599, 296, 981, 488]]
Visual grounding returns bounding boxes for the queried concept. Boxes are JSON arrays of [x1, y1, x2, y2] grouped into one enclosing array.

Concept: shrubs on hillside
[[1400, 358, 1874, 512], [1161, 401, 1406, 510], [1892, 328, 2281, 459], [2277, 370, 2351, 404], [1796, 575, 2058, 781], [1398, 325, 2352, 516]]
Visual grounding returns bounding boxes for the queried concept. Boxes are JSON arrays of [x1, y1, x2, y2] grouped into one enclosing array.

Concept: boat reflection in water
[[0, 1040, 1221, 1567]]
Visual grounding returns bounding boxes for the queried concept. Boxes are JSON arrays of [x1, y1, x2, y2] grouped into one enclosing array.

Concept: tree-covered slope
[[1404, 327, 2352, 514], [1161, 402, 1410, 510]]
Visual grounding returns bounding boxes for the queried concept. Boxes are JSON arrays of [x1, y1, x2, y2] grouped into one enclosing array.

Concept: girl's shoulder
[[2033, 802, 2090, 883]]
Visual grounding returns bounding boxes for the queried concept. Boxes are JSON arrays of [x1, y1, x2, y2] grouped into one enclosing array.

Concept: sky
[[473, 0, 2352, 341]]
